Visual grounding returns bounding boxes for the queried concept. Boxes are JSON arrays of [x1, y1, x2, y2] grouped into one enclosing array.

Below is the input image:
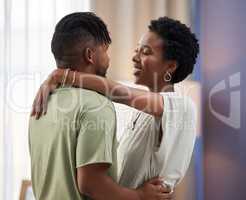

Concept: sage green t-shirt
[[29, 88, 118, 200]]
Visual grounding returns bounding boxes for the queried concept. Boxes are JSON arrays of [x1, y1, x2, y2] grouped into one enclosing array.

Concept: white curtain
[[0, 0, 90, 199]]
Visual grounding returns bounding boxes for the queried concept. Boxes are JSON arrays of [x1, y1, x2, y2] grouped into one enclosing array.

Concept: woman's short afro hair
[[149, 17, 199, 83]]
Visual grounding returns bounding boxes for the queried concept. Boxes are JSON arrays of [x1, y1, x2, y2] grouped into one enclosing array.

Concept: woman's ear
[[168, 60, 178, 75], [84, 47, 95, 64]]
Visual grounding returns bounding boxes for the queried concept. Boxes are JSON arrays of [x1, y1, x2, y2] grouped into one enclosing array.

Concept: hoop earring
[[164, 71, 172, 82]]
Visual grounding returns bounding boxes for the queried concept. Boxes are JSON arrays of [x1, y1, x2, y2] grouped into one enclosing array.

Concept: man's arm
[[77, 163, 172, 200]]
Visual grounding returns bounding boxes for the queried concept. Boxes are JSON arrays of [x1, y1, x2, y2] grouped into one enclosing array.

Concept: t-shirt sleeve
[[159, 94, 197, 189], [76, 103, 116, 168]]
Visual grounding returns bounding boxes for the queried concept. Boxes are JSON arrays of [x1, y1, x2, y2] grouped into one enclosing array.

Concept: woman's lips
[[133, 68, 141, 76]]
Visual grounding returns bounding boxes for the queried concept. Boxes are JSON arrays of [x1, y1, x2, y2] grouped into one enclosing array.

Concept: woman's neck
[[149, 82, 174, 93]]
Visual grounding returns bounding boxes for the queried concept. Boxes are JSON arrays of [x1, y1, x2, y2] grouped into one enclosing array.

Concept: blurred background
[[0, 0, 245, 199]]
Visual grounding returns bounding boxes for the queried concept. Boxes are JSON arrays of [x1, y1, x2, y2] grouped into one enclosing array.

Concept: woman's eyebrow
[[136, 44, 153, 52], [137, 44, 152, 50], [142, 45, 151, 49]]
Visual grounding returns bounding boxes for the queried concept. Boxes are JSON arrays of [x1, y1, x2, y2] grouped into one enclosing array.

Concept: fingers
[[31, 89, 43, 119], [42, 93, 48, 115], [31, 95, 39, 117], [31, 93, 40, 116], [31, 76, 57, 119], [35, 92, 43, 119], [156, 185, 174, 200], [147, 177, 164, 186], [31, 104, 36, 117], [41, 85, 50, 115], [157, 191, 174, 200], [159, 185, 172, 193]]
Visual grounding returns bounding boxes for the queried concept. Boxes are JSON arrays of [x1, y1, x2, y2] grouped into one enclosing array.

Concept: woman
[[32, 16, 199, 190]]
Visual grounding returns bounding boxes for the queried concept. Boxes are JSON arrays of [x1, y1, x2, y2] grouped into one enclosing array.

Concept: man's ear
[[84, 47, 95, 64]]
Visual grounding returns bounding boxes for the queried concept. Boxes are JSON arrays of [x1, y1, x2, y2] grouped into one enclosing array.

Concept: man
[[29, 12, 172, 200]]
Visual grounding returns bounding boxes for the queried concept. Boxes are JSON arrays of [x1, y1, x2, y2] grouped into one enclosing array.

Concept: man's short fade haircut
[[148, 17, 199, 84], [51, 12, 111, 66]]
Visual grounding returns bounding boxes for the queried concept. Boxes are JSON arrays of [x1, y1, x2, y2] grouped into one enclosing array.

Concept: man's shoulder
[[54, 87, 115, 110]]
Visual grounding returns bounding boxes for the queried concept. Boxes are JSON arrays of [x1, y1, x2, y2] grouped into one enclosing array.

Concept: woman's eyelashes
[[142, 47, 151, 55], [135, 46, 152, 55]]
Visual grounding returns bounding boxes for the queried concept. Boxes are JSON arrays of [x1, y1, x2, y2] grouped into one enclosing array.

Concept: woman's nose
[[132, 51, 140, 63]]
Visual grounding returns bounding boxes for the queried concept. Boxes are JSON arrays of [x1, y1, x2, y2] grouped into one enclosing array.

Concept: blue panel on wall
[[201, 0, 246, 199], [192, 1, 204, 200], [191, 0, 201, 82], [194, 137, 204, 200]]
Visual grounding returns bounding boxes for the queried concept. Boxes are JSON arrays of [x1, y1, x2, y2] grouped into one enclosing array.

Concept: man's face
[[93, 44, 110, 77]]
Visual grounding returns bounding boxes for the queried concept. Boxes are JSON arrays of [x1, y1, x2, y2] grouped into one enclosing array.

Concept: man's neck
[[71, 64, 96, 74]]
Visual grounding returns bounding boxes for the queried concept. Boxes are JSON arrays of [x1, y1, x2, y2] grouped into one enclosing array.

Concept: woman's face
[[132, 31, 169, 89]]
